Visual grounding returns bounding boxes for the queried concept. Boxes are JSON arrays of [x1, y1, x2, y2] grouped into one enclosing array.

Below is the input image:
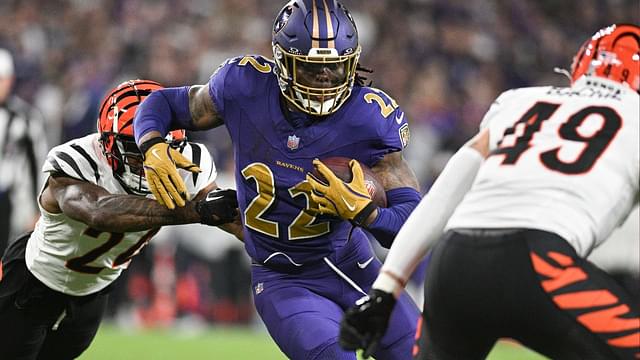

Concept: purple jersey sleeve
[[208, 55, 275, 123], [208, 58, 234, 119], [381, 107, 410, 151], [348, 87, 411, 166]]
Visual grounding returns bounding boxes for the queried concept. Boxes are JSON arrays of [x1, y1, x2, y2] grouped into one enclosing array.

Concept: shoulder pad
[[179, 142, 217, 195], [43, 137, 101, 184], [347, 86, 410, 150], [225, 55, 275, 75]]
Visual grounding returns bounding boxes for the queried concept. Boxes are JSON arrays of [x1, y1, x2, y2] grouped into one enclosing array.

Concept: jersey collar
[[573, 76, 632, 93]]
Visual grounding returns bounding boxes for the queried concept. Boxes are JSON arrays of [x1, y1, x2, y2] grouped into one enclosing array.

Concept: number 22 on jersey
[[490, 101, 622, 175], [241, 163, 330, 241]]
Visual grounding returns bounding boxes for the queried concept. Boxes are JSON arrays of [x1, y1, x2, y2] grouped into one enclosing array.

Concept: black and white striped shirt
[[0, 95, 47, 240]]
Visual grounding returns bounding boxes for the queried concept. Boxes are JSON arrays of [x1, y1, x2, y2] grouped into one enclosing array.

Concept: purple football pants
[[252, 238, 420, 360]]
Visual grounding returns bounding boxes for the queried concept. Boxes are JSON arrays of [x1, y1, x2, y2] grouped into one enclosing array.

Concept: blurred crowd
[[2, 0, 638, 179], [1, 0, 638, 327]]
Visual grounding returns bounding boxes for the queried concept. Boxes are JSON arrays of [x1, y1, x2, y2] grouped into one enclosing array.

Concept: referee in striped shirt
[[0, 48, 47, 254]]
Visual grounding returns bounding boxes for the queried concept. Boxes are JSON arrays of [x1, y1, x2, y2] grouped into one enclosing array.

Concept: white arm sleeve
[[373, 146, 484, 295]]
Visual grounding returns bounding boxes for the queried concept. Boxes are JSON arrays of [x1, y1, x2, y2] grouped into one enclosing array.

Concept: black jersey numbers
[[490, 102, 621, 175], [540, 106, 622, 174], [66, 228, 157, 274], [492, 102, 560, 164]]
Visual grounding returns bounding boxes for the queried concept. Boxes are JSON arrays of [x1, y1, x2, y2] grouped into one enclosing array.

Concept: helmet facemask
[[99, 132, 186, 196], [271, 0, 362, 116], [274, 44, 361, 115], [97, 79, 187, 196], [99, 133, 149, 196]]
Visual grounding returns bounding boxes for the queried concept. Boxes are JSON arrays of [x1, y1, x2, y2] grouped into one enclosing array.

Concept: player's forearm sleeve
[[366, 187, 421, 248], [374, 146, 484, 291], [133, 87, 193, 145]]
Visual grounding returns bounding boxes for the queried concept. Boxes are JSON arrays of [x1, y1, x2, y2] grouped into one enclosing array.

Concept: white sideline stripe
[[323, 257, 368, 297]]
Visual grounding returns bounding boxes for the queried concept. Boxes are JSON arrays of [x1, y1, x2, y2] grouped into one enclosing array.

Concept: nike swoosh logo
[[395, 111, 404, 124], [357, 256, 374, 269], [206, 195, 223, 201], [341, 195, 357, 211], [151, 148, 162, 160]]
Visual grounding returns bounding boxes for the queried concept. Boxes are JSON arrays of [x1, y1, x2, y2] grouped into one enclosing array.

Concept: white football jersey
[[447, 77, 640, 257], [25, 133, 217, 296]]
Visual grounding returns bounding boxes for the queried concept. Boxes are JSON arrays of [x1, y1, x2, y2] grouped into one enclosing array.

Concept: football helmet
[[272, 0, 361, 116], [571, 24, 640, 93], [97, 80, 186, 195]]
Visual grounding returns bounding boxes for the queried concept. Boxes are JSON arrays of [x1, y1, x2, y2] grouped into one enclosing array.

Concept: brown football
[[311, 157, 387, 208]]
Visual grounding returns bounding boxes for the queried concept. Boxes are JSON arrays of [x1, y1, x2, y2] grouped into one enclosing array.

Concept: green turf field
[[80, 323, 548, 359]]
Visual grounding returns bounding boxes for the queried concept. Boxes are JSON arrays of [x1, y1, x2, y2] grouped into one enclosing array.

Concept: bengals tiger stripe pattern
[[531, 249, 640, 358]]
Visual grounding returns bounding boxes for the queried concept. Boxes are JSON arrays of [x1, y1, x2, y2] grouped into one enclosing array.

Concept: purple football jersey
[[208, 55, 411, 270]]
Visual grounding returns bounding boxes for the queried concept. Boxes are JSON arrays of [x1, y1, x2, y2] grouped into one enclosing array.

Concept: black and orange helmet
[[571, 24, 640, 93], [97, 80, 186, 195]]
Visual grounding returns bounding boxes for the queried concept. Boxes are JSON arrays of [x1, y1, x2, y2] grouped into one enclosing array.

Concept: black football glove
[[339, 289, 396, 359], [195, 188, 239, 226]]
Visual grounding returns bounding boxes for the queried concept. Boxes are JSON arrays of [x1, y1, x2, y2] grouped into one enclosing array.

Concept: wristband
[[351, 202, 377, 227], [139, 137, 165, 158]]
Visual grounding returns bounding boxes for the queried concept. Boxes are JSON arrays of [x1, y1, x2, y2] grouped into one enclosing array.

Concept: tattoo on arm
[[49, 176, 200, 233], [371, 151, 420, 191], [93, 195, 199, 232], [189, 85, 224, 130]]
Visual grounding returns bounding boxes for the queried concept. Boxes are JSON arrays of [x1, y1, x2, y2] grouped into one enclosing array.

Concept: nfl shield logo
[[364, 180, 376, 198], [255, 282, 264, 295], [287, 135, 300, 150]]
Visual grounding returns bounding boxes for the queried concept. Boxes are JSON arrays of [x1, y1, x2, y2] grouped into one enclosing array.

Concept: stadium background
[[1, 0, 638, 358]]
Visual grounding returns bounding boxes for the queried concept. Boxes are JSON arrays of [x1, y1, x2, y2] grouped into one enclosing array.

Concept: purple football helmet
[[272, 0, 361, 116]]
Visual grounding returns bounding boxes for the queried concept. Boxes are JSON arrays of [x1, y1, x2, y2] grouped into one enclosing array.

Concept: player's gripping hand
[[306, 159, 375, 224], [195, 188, 239, 226], [339, 289, 396, 359], [141, 138, 201, 209]]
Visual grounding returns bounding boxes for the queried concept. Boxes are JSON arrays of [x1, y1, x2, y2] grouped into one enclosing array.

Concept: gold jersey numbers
[[239, 56, 272, 73], [241, 162, 330, 240], [364, 89, 399, 118]]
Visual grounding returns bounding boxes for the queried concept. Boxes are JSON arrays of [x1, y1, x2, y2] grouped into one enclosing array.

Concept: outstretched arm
[[41, 175, 238, 233], [339, 129, 489, 356], [375, 128, 489, 293], [134, 85, 224, 209], [136, 85, 224, 145]]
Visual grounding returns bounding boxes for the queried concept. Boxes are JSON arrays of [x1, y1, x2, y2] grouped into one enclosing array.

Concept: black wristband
[[351, 202, 377, 228], [139, 137, 165, 158]]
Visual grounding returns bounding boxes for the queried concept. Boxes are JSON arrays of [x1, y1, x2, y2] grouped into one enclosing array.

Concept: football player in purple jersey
[[133, 1, 422, 358]]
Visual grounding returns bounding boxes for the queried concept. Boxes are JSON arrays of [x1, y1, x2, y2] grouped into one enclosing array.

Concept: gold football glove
[[142, 139, 201, 209], [306, 159, 375, 224]]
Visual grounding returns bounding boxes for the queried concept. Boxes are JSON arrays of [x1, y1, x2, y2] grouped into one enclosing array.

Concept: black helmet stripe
[[611, 31, 640, 49], [70, 144, 100, 182], [98, 81, 161, 118]]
